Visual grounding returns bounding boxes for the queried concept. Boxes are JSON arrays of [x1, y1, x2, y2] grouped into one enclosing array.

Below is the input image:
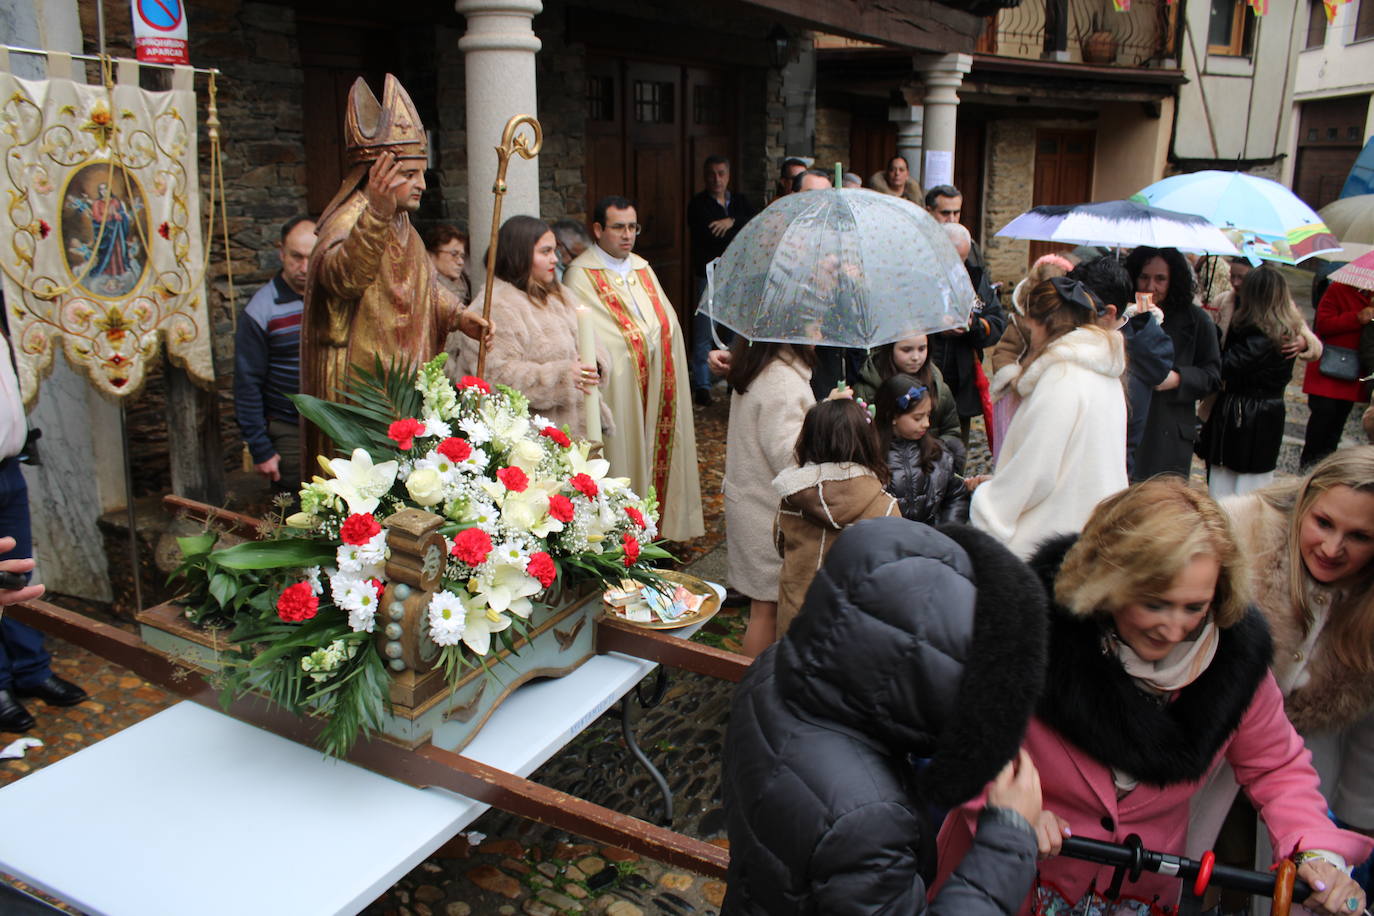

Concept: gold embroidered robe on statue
[[564, 249, 704, 542], [300, 193, 462, 468]]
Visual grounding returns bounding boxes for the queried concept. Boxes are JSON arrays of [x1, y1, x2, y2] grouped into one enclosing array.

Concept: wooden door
[[624, 61, 685, 320], [953, 118, 986, 246], [1293, 95, 1370, 211], [299, 21, 394, 217], [848, 113, 898, 183], [1029, 129, 1095, 265], [585, 57, 626, 230]]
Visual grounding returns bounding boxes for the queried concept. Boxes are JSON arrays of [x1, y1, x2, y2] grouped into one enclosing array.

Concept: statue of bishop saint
[[300, 74, 488, 469]]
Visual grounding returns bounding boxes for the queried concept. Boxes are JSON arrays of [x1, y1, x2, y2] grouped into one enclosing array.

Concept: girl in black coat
[[1197, 266, 1305, 497], [722, 518, 1050, 915], [876, 373, 971, 525]]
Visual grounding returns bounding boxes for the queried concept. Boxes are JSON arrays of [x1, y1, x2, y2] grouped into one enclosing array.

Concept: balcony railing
[[978, 0, 1179, 68]]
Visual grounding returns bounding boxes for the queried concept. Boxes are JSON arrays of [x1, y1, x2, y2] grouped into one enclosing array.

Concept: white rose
[[405, 467, 445, 506], [508, 438, 546, 472]]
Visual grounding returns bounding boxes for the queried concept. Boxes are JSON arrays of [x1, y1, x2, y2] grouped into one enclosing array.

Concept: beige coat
[[1222, 492, 1374, 828], [724, 353, 814, 601], [450, 278, 612, 440], [772, 463, 899, 635]]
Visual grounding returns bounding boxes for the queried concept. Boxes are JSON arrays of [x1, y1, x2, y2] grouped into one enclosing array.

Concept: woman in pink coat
[[937, 478, 1372, 915]]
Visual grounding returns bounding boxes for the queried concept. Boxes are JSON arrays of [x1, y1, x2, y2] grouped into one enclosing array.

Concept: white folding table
[[0, 616, 709, 916]]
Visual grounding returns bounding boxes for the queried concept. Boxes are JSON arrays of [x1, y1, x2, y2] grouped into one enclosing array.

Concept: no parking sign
[[131, 0, 189, 64]]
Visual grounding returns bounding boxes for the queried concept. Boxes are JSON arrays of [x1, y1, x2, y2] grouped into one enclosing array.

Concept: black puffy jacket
[[1197, 323, 1295, 474], [722, 518, 1048, 915], [886, 439, 970, 525]]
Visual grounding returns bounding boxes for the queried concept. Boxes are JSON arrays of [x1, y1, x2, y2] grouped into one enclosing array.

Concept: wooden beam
[[730, 0, 984, 53], [597, 616, 752, 683], [7, 595, 731, 879]]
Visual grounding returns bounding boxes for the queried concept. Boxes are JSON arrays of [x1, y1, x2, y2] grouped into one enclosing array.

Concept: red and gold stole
[[583, 268, 676, 501]]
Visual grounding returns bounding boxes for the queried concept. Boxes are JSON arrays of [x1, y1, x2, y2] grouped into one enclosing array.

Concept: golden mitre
[[345, 73, 427, 165]]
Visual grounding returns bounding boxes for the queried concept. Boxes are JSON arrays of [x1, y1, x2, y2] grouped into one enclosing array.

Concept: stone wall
[[814, 105, 852, 177], [981, 119, 1036, 288], [534, 5, 589, 224]]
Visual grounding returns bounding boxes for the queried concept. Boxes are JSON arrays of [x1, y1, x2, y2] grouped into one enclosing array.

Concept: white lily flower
[[477, 562, 541, 618], [323, 448, 398, 515], [500, 485, 562, 537], [462, 599, 512, 656], [568, 442, 611, 483]]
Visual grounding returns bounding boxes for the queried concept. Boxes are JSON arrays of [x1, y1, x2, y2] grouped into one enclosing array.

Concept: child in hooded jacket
[[772, 399, 899, 636], [876, 373, 972, 526]]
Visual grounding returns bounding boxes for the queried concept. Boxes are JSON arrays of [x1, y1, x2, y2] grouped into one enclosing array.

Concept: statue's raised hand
[[364, 151, 404, 219]]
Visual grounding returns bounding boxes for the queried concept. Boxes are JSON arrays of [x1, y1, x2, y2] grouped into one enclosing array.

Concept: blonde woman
[[971, 277, 1127, 558], [940, 479, 1373, 915], [1203, 448, 1374, 880]]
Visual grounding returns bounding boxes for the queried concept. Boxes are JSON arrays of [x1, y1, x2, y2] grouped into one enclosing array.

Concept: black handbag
[[1319, 345, 1360, 382]]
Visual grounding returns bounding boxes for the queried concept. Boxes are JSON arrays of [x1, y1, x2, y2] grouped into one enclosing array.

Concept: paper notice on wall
[[131, 0, 189, 64], [924, 150, 953, 189]]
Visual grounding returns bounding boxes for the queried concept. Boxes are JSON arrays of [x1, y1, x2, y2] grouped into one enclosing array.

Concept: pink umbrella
[[1330, 249, 1374, 292]]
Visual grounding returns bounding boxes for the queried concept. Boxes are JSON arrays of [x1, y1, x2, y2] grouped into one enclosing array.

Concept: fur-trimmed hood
[[1028, 534, 1273, 787], [1223, 493, 1374, 733], [773, 462, 892, 530], [1013, 326, 1126, 398]]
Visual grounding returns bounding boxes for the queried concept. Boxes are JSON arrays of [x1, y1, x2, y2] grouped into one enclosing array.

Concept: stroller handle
[[1059, 835, 1314, 912]]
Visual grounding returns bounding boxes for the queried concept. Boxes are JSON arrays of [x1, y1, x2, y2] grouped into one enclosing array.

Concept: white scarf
[[1106, 619, 1219, 794]]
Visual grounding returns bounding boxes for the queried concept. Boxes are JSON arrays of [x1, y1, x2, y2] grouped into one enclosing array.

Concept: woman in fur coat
[[1195, 448, 1374, 868], [452, 215, 611, 439], [971, 277, 1128, 559], [939, 478, 1372, 915]]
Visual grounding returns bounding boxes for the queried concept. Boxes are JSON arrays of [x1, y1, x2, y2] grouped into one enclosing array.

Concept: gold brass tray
[[602, 569, 722, 630]]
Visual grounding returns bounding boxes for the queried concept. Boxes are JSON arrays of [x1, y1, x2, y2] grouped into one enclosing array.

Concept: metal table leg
[[621, 666, 673, 826]]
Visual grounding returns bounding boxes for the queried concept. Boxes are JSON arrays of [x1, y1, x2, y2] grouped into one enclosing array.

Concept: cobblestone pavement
[[4, 266, 1366, 914]]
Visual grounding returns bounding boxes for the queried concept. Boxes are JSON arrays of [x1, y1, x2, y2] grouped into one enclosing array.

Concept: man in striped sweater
[[234, 216, 315, 495]]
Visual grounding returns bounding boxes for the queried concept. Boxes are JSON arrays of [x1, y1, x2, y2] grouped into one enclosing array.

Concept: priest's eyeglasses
[[607, 222, 641, 233]]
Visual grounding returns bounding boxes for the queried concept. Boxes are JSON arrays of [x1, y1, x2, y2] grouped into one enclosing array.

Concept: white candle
[[576, 307, 602, 442]]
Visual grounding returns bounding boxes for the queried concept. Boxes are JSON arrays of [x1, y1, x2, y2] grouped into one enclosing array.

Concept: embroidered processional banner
[[0, 57, 212, 408]]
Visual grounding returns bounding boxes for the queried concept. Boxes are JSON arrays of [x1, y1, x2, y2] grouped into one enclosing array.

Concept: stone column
[[913, 52, 972, 192], [456, 0, 542, 288], [889, 103, 923, 186]]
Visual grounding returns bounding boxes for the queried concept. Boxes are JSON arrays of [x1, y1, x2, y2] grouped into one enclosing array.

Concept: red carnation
[[276, 581, 318, 623], [370, 578, 386, 600], [547, 493, 575, 523], [157, 221, 171, 240], [38, 219, 51, 239], [436, 436, 472, 462], [496, 466, 529, 492], [570, 473, 598, 499], [526, 552, 556, 589], [340, 512, 381, 546], [451, 527, 494, 566], [625, 507, 646, 529], [387, 417, 427, 451], [457, 375, 491, 393], [540, 426, 571, 448], [621, 533, 640, 567]]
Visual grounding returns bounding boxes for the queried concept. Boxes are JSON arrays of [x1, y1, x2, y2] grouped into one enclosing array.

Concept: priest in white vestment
[[564, 197, 705, 542]]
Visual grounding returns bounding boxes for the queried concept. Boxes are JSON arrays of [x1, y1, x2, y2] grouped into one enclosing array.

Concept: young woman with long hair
[[1198, 267, 1307, 497], [724, 339, 818, 656], [452, 215, 610, 437]]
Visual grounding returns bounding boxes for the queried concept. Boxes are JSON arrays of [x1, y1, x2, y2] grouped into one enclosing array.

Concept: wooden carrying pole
[[475, 114, 543, 378]]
